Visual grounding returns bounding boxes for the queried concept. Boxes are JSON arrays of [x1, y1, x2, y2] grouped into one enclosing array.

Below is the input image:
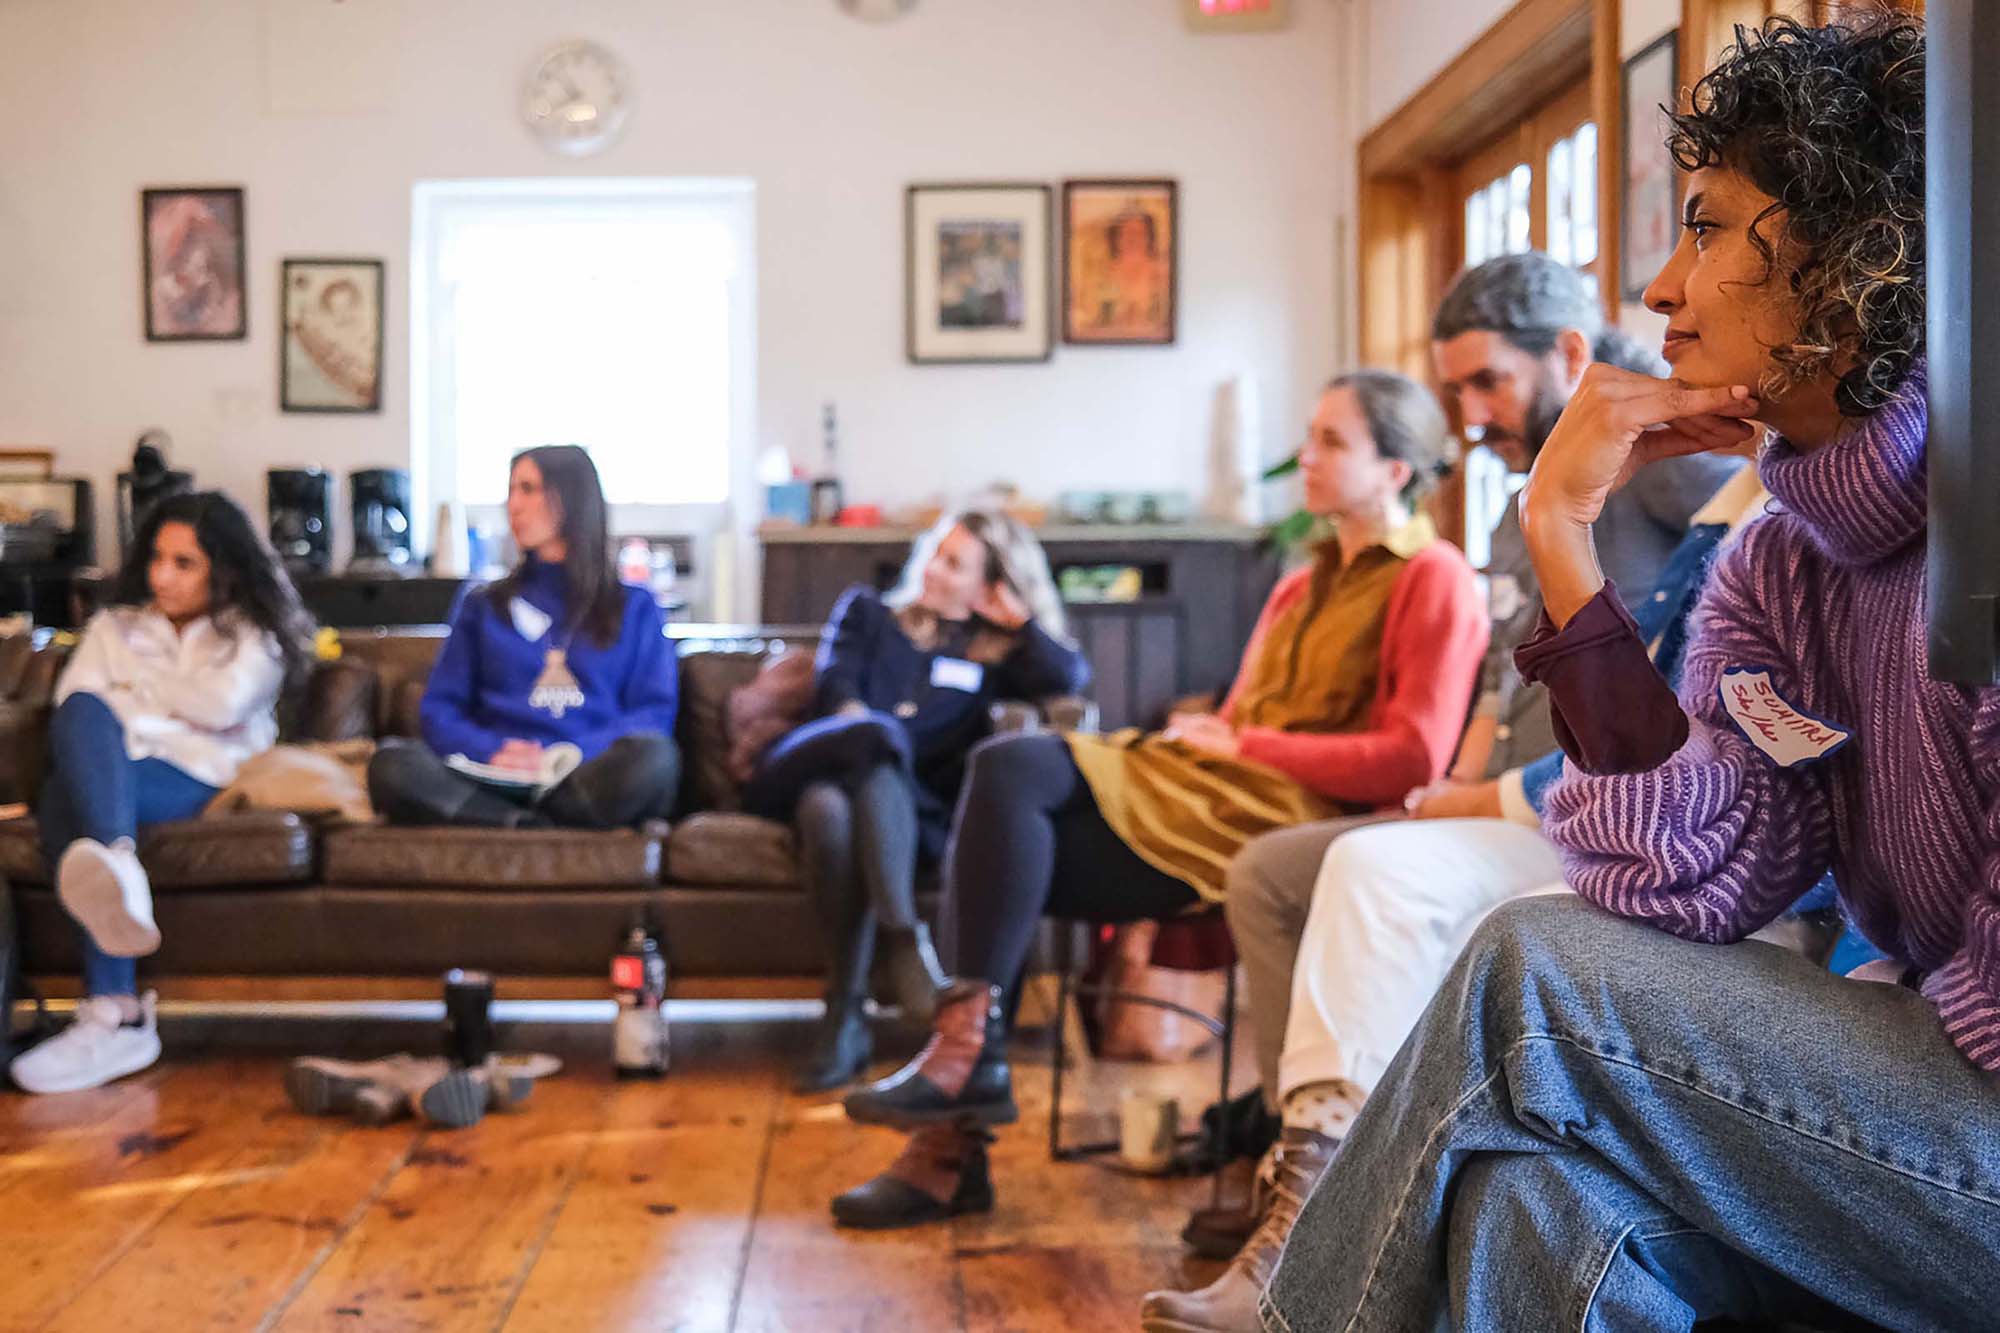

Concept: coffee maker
[[267, 468, 333, 577], [116, 432, 192, 557], [348, 467, 413, 575]]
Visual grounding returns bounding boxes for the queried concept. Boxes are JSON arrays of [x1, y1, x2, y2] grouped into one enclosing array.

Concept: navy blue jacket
[[814, 585, 1090, 810]]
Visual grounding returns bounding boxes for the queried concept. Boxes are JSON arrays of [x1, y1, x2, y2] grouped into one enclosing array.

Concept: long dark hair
[[486, 444, 623, 648], [112, 490, 315, 685]]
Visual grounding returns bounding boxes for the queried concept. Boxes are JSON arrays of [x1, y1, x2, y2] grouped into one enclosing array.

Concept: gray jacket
[[1477, 449, 1746, 780]]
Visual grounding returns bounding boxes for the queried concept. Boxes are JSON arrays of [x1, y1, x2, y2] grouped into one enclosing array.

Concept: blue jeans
[[1262, 895, 2000, 1332], [36, 694, 218, 997]]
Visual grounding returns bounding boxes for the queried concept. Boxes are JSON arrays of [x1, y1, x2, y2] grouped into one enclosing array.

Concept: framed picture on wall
[[141, 186, 247, 341], [280, 258, 384, 413], [1620, 31, 1681, 302], [1062, 179, 1178, 346], [906, 183, 1053, 364]]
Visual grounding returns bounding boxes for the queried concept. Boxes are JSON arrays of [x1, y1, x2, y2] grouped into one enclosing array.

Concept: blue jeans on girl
[[1263, 894, 1999, 1332], [35, 693, 218, 997]]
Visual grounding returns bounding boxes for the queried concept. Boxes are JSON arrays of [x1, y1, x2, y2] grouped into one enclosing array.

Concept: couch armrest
[[0, 702, 51, 806]]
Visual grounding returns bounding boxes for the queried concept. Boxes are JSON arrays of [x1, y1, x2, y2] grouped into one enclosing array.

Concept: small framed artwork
[[1620, 30, 1681, 302], [141, 186, 247, 341], [280, 258, 384, 413], [906, 183, 1053, 364], [1062, 179, 1178, 346]]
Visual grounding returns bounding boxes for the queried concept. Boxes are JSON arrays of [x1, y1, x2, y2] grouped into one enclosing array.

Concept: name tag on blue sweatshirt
[[931, 657, 984, 693]]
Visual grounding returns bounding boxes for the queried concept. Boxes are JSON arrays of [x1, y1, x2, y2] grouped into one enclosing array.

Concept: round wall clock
[[523, 40, 630, 157]]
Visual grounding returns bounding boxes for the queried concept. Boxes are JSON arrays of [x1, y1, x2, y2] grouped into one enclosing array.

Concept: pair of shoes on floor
[[57, 838, 159, 958], [285, 1051, 562, 1129], [1140, 1128, 1341, 1332], [9, 992, 162, 1094]]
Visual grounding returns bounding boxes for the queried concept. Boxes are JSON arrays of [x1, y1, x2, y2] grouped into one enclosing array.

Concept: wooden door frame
[[1354, 0, 1612, 545]]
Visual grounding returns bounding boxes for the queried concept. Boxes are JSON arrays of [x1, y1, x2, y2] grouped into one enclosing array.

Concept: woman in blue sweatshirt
[[368, 445, 680, 829], [747, 510, 1089, 1091]]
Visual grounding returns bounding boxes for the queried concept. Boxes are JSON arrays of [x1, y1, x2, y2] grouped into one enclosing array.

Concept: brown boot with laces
[[1139, 1127, 1340, 1332]]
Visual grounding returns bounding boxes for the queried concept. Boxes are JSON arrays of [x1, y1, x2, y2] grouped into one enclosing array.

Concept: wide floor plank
[[0, 1001, 1256, 1332]]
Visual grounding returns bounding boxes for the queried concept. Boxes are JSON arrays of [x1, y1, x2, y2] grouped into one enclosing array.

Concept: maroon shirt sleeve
[[1513, 581, 1689, 775]]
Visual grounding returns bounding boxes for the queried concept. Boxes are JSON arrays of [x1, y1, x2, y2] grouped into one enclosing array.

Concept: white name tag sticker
[[1718, 667, 1851, 768], [509, 598, 553, 643], [931, 657, 985, 693]]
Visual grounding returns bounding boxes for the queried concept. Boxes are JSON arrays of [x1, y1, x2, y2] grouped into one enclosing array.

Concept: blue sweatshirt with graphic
[[419, 558, 679, 764]]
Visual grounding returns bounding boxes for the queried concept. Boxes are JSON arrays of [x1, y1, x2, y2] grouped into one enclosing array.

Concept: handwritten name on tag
[[1718, 667, 1850, 768]]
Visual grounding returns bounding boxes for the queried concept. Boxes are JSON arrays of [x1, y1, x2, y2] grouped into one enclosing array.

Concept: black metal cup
[[442, 968, 495, 1067]]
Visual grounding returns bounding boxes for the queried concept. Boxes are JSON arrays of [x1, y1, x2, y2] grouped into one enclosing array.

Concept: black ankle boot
[[880, 924, 947, 1025], [831, 1126, 994, 1230], [843, 980, 1015, 1129], [793, 1001, 873, 1094]]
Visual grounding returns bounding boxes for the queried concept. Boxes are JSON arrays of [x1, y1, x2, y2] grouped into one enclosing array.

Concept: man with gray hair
[[1142, 252, 1752, 1333]]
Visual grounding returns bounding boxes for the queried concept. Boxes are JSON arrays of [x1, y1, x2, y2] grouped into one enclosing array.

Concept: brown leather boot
[[1139, 1128, 1340, 1332], [830, 1123, 995, 1230], [843, 979, 1015, 1129]]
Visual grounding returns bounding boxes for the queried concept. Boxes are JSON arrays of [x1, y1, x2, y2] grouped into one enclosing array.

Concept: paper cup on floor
[[1119, 1089, 1180, 1173]]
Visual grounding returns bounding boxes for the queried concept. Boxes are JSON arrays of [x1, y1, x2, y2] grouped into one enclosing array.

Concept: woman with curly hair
[[1249, 15, 1998, 1333], [13, 491, 312, 1094]]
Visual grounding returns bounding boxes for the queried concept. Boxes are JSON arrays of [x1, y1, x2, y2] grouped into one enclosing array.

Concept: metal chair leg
[[1209, 961, 1239, 1210], [1049, 963, 1070, 1160]]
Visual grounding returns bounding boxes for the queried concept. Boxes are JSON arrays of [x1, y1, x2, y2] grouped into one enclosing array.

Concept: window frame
[[410, 177, 759, 618]]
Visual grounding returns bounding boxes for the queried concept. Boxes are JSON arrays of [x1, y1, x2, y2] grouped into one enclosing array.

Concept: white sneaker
[[11, 993, 161, 1094], [57, 837, 160, 957]]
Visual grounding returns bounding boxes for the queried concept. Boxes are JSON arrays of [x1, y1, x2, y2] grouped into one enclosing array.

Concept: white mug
[[1119, 1089, 1180, 1173]]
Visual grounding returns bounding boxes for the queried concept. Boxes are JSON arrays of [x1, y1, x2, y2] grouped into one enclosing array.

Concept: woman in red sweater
[[828, 369, 1489, 1229]]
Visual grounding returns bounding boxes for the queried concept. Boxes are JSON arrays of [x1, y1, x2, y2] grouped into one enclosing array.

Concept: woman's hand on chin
[[1522, 364, 1760, 531], [972, 582, 1031, 631]]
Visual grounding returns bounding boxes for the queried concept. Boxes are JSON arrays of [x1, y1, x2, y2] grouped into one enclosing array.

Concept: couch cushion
[[0, 813, 314, 890], [664, 811, 798, 888], [321, 821, 667, 890]]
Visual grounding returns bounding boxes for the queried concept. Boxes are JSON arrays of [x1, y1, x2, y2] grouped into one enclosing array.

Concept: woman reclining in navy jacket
[[748, 509, 1089, 1091]]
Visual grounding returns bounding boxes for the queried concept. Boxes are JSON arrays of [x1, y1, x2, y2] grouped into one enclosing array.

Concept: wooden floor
[[0, 996, 1252, 1331]]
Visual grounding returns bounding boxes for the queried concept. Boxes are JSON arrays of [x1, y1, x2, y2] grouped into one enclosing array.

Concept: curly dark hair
[[112, 490, 316, 686], [1665, 13, 1924, 415]]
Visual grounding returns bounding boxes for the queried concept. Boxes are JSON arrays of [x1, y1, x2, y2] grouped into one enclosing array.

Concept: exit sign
[[1184, 0, 1291, 31]]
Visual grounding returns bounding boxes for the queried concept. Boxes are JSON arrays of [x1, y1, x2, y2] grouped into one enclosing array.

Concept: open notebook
[[444, 742, 583, 793]]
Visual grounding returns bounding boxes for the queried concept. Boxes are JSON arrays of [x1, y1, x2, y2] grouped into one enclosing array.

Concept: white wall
[[0, 0, 1349, 615], [1361, 0, 1516, 128]]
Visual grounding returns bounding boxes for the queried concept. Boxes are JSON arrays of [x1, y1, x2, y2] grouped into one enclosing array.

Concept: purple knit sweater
[[1545, 365, 2000, 1074]]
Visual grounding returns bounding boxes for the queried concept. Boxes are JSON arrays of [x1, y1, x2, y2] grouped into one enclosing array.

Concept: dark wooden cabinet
[[760, 525, 1280, 731]]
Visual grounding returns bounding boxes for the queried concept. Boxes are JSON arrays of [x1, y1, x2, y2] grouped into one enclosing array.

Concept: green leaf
[[1261, 450, 1301, 482]]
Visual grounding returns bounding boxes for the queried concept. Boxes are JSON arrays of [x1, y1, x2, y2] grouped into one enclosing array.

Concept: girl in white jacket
[[12, 491, 310, 1094]]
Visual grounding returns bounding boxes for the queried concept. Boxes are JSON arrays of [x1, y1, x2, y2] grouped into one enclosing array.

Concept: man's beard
[[1482, 371, 1567, 470]]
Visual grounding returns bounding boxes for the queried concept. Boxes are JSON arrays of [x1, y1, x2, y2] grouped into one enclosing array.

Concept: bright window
[[412, 179, 755, 517], [1546, 122, 1599, 270]]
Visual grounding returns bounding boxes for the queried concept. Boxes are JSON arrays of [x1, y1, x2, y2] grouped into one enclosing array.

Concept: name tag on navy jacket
[[931, 657, 984, 693]]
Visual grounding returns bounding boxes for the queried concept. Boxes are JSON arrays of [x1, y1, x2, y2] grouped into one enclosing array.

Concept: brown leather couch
[[0, 626, 1082, 987]]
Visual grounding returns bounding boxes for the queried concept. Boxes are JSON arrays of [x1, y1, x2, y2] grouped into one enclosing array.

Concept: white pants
[[1277, 818, 1566, 1100]]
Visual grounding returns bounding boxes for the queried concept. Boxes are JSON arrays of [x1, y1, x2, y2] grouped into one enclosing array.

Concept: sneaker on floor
[[57, 837, 160, 958], [11, 993, 161, 1095]]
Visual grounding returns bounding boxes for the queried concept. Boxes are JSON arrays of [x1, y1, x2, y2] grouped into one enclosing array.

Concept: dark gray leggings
[[368, 734, 681, 829], [797, 762, 923, 933], [941, 732, 1197, 995]]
